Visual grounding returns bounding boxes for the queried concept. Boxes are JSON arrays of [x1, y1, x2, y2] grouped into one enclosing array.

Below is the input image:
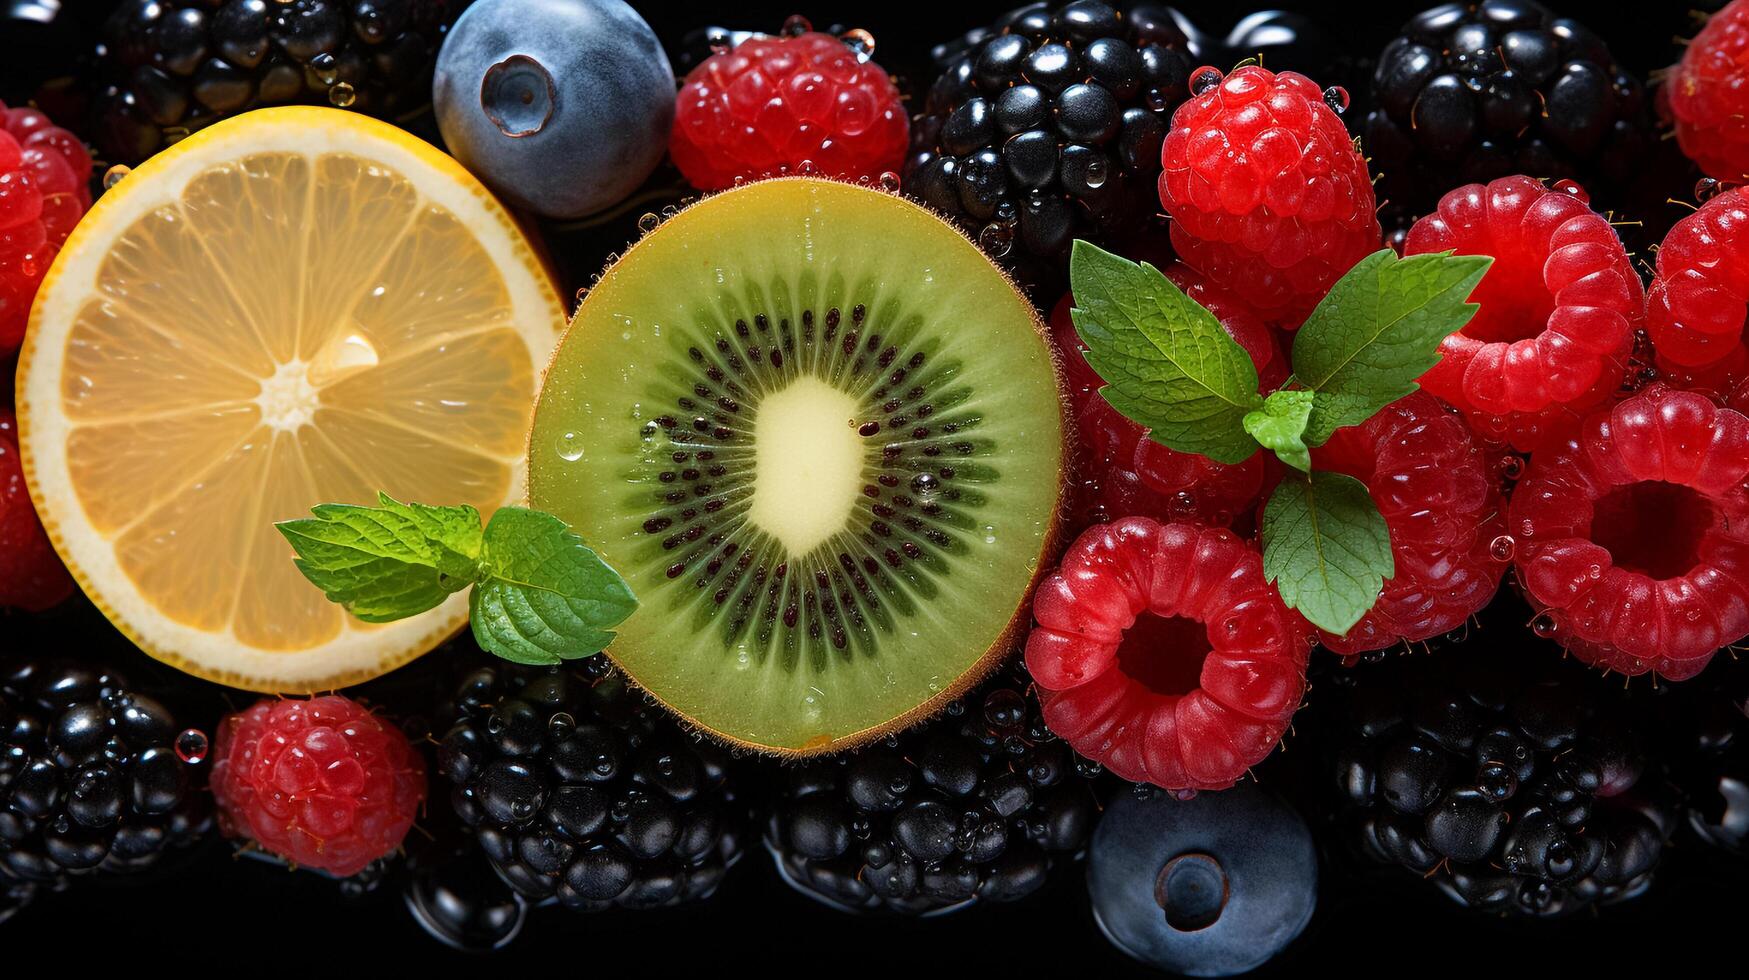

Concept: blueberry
[[433, 0, 673, 218], [1089, 784, 1316, 976]]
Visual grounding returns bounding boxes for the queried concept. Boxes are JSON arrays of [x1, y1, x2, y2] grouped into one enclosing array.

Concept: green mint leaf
[[276, 499, 484, 622], [468, 507, 638, 665], [1261, 470, 1394, 635], [1069, 240, 1263, 465], [1242, 389, 1316, 473], [1292, 249, 1491, 446]]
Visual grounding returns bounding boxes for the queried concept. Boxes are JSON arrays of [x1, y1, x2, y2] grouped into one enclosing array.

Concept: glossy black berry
[[0, 660, 211, 890], [1366, 1, 1654, 229], [437, 661, 742, 913], [91, 0, 462, 164], [1329, 649, 1673, 918], [765, 668, 1098, 915], [907, 1, 1204, 268]]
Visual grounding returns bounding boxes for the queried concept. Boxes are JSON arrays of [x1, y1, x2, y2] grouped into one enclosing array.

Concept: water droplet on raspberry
[[329, 82, 357, 107], [978, 221, 1014, 257], [102, 164, 131, 189], [878, 171, 901, 192], [1190, 67, 1224, 96], [782, 14, 812, 37], [1169, 491, 1198, 518], [706, 29, 734, 55], [1530, 612, 1559, 639], [637, 212, 660, 234], [1322, 86, 1350, 114], [1496, 454, 1524, 481], [1696, 177, 1724, 203], [1489, 534, 1516, 562], [840, 28, 876, 62], [175, 728, 209, 764], [1552, 179, 1590, 204]]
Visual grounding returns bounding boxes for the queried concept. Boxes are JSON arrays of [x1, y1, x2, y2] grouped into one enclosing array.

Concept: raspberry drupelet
[[1312, 393, 1508, 657], [1, 100, 92, 354], [210, 695, 426, 876], [1405, 176, 1643, 452], [1511, 386, 1749, 681], [0, 410, 73, 611], [1025, 518, 1311, 793], [1159, 65, 1381, 326], [670, 31, 908, 191], [1051, 263, 1285, 531]]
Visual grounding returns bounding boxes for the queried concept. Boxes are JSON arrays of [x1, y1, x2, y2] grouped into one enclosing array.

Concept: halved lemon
[[15, 106, 565, 692]]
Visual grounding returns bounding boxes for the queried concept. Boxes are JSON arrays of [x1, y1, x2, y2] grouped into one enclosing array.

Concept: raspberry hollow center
[[1461, 243, 1557, 343], [1590, 481, 1718, 579], [1115, 614, 1210, 698]]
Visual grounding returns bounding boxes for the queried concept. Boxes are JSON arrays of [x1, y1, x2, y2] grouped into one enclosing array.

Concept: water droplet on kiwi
[[978, 221, 1014, 257], [556, 431, 585, 461], [637, 212, 660, 235], [878, 171, 901, 192]]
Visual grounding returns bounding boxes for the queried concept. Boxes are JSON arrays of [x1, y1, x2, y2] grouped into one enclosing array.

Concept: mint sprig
[[1069, 241, 1263, 465], [1069, 242, 1488, 635], [279, 493, 637, 665]]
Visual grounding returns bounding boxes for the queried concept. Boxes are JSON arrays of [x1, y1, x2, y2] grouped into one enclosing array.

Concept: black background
[[2, 0, 1746, 974]]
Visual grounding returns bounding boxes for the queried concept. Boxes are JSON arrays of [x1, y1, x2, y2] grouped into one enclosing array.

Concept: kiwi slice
[[529, 178, 1065, 754]]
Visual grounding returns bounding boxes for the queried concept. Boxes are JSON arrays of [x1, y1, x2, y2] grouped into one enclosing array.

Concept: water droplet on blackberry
[[174, 728, 208, 764], [547, 712, 575, 737], [310, 52, 339, 85], [329, 82, 356, 107]]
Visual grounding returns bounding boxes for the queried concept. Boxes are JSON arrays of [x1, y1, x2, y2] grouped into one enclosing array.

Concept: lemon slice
[[16, 107, 565, 692]]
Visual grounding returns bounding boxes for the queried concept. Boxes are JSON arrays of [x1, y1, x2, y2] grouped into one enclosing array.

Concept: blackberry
[[1650, 657, 1749, 856], [765, 669, 1099, 914], [90, 0, 462, 165], [1331, 649, 1674, 917], [0, 659, 211, 889], [1365, 1, 1655, 229], [436, 659, 743, 912], [904, 2, 1200, 267]]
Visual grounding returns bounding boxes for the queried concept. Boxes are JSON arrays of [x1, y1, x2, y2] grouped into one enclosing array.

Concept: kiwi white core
[[747, 376, 863, 556]]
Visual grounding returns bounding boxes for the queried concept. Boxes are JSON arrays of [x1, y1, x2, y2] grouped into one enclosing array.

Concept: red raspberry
[[1310, 393, 1508, 656], [1666, 0, 1749, 182], [1406, 177, 1643, 452], [1159, 65, 1381, 326], [1025, 518, 1310, 793], [211, 695, 426, 876], [0, 409, 73, 611], [670, 32, 908, 192], [1, 100, 92, 354], [1511, 386, 1749, 681], [1646, 185, 1749, 371], [1051, 264, 1286, 531]]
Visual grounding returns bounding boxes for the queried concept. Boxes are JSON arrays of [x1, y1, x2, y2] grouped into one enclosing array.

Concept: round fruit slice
[[530, 177, 1066, 755], [17, 107, 565, 692]]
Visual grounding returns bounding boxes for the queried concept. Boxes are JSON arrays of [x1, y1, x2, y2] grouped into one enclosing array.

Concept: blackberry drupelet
[[91, 0, 462, 164], [0, 659, 211, 889], [905, 2, 1199, 266], [1365, 1, 1654, 229], [1650, 657, 1749, 856], [765, 668, 1099, 914], [437, 659, 743, 913], [1331, 649, 1673, 917]]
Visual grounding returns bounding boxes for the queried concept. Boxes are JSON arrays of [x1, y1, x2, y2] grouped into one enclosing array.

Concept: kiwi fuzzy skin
[[528, 176, 1072, 758]]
